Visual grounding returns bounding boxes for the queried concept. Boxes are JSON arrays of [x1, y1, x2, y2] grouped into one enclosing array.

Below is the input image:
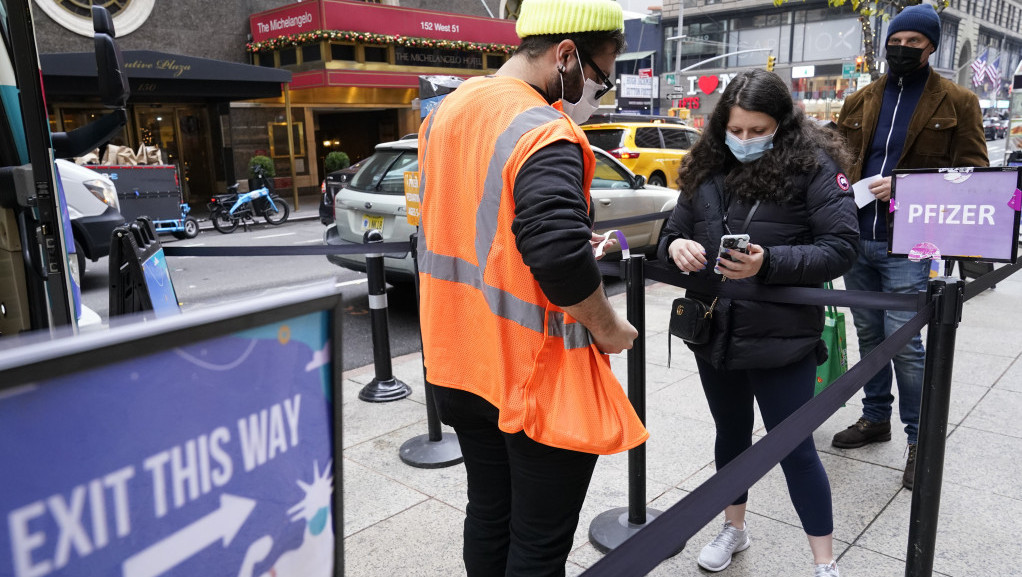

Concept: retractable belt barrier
[[161, 241, 412, 257]]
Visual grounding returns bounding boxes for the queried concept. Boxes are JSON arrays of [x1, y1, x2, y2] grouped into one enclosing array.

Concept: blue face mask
[[725, 131, 775, 163]]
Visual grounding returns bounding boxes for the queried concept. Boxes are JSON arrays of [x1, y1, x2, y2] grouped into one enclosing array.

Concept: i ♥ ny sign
[[684, 73, 736, 96]]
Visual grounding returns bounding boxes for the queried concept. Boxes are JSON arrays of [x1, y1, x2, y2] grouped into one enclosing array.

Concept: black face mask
[[886, 44, 926, 77]]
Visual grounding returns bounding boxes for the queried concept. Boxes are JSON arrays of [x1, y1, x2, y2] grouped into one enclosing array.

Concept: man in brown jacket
[[832, 4, 987, 491]]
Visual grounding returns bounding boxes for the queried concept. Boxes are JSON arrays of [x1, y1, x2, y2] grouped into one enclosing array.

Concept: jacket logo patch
[[836, 174, 850, 191]]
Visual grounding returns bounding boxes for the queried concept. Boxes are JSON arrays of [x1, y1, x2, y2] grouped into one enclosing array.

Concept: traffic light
[[766, 55, 776, 72], [854, 56, 864, 73]]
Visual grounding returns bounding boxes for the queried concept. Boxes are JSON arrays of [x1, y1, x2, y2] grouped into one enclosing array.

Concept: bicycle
[[207, 166, 290, 233]]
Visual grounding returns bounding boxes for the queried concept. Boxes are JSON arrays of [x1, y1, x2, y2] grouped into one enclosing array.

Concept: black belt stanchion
[[358, 229, 412, 403], [589, 255, 680, 554], [906, 276, 964, 577], [399, 232, 463, 468]]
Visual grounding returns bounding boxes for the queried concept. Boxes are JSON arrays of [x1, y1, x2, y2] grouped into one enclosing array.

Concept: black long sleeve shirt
[[510, 140, 602, 307]]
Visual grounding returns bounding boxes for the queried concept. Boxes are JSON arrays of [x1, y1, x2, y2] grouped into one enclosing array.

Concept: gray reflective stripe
[[418, 249, 546, 334], [476, 106, 565, 272], [420, 104, 592, 350], [420, 113, 434, 204], [419, 250, 481, 288], [547, 312, 595, 349], [419, 247, 593, 349], [368, 293, 388, 310]]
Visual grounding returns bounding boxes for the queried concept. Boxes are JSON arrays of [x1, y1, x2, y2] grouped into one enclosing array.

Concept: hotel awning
[[40, 50, 291, 102]]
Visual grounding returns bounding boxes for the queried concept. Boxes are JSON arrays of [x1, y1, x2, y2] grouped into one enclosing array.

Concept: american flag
[[985, 54, 1001, 86], [972, 48, 990, 86]]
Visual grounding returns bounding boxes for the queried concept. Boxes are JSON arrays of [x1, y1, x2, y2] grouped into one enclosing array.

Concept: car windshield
[[592, 154, 632, 189], [348, 149, 419, 195], [584, 129, 625, 150]]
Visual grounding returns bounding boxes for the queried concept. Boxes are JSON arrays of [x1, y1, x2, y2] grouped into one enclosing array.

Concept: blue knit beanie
[[886, 4, 941, 48]]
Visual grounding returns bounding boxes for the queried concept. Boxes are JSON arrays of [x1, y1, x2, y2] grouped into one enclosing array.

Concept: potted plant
[[248, 155, 275, 190], [324, 151, 350, 175]]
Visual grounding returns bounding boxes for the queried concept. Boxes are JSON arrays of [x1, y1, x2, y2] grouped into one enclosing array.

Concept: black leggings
[[696, 352, 833, 537]]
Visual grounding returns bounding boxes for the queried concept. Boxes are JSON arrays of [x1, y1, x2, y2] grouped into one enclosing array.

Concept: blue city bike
[[208, 166, 290, 233]]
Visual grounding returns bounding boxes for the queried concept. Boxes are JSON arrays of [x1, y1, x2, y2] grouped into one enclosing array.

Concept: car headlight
[[84, 179, 118, 209]]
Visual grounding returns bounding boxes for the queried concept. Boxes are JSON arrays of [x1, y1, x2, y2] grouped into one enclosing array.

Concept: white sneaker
[[814, 561, 840, 577], [697, 520, 751, 572]]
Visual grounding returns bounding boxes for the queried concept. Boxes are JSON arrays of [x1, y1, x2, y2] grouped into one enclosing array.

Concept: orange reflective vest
[[417, 76, 647, 455]]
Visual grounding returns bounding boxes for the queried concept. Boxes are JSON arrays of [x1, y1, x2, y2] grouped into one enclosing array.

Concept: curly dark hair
[[677, 68, 853, 203]]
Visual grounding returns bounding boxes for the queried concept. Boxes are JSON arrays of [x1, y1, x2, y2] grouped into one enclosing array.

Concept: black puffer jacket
[[657, 153, 859, 370]]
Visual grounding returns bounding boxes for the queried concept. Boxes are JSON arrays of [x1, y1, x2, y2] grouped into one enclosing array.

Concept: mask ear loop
[[558, 64, 566, 101]]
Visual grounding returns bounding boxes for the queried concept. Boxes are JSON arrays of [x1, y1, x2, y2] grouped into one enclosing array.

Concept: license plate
[[361, 214, 384, 232]]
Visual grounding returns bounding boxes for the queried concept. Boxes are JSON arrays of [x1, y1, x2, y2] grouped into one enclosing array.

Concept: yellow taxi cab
[[581, 119, 700, 188]]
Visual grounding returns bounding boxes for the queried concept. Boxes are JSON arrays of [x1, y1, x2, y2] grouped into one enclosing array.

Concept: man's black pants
[[433, 386, 599, 577]]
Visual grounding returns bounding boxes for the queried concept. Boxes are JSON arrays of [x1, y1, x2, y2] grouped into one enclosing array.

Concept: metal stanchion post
[[399, 232, 463, 468], [589, 255, 682, 555], [358, 229, 412, 403], [906, 276, 964, 577]]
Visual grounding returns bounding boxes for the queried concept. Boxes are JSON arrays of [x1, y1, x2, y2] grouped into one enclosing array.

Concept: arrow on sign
[[122, 494, 257, 577]]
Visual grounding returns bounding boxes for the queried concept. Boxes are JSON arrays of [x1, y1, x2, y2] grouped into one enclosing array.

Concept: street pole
[[649, 53, 655, 116]]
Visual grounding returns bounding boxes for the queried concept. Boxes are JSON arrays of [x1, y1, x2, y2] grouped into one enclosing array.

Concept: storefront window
[[679, 20, 727, 70], [60, 108, 117, 135], [726, 12, 792, 68], [793, 76, 857, 123], [485, 54, 506, 69], [331, 43, 355, 61], [936, 19, 958, 70], [363, 45, 389, 63], [792, 15, 861, 63], [232, 108, 310, 182], [256, 53, 275, 67], [302, 44, 322, 64], [279, 47, 297, 66], [727, 24, 782, 68]]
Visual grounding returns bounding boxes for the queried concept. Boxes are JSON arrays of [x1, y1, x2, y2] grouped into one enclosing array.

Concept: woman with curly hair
[[657, 68, 858, 576]]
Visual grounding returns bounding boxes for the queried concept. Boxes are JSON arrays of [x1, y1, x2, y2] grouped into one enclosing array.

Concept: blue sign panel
[[141, 248, 180, 317], [0, 312, 334, 577]]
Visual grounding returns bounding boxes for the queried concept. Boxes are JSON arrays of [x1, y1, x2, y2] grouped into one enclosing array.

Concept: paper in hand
[[852, 175, 884, 208]]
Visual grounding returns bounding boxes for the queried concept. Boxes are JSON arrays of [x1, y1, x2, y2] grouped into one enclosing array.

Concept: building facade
[[657, 0, 1022, 126], [32, 0, 507, 202]]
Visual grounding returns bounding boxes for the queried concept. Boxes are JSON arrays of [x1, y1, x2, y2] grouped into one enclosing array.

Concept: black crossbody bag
[[668, 196, 759, 365]]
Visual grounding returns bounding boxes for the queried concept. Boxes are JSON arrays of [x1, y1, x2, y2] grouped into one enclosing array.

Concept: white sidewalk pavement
[[338, 272, 1022, 577]]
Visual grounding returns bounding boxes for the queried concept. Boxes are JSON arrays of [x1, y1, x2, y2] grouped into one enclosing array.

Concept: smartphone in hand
[[715, 234, 750, 273]]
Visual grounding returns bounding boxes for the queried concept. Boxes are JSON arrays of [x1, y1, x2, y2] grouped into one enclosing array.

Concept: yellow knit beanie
[[515, 0, 624, 39]]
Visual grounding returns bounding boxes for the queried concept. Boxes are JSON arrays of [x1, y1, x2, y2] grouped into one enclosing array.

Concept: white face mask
[[725, 131, 776, 163], [560, 49, 602, 124]]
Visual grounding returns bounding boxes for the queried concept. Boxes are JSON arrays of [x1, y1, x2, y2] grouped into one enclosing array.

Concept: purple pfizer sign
[[889, 168, 1021, 263]]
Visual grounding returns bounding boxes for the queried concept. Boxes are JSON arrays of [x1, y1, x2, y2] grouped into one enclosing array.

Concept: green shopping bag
[[815, 282, 848, 396]]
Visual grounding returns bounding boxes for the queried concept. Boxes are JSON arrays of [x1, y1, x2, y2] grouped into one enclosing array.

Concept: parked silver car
[[323, 138, 678, 282]]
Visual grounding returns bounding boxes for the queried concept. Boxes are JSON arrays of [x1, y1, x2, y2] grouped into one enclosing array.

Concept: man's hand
[[869, 176, 893, 202], [715, 243, 765, 279], [589, 315, 638, 355], [668, 238, 707, 272], [590, 231, 617, 260], [562, 283, 638, 354]]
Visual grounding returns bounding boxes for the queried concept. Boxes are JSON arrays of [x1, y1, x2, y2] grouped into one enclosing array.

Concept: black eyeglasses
[[577, 50, 615, 99]]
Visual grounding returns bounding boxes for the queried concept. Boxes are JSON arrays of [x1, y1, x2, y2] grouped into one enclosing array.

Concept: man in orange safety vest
[[416, 0, 647, 574]]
